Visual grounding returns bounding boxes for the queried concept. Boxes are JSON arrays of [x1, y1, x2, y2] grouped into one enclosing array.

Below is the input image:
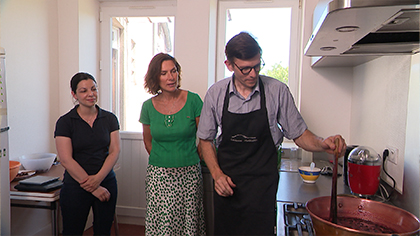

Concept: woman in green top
[[139, 53, 206, 236]]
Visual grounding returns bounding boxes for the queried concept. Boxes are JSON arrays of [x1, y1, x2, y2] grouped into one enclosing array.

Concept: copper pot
[[306, 196, 420, 235]]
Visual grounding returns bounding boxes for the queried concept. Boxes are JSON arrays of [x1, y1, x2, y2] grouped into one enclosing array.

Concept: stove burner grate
[[283, 202, 314, 236]]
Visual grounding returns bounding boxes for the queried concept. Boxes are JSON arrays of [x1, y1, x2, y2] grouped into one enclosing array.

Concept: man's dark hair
[[225, 32, 262, 62]]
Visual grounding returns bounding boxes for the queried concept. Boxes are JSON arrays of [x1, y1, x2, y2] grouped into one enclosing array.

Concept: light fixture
[[320, 46, 337, 51], [336, 26, 359, 32]]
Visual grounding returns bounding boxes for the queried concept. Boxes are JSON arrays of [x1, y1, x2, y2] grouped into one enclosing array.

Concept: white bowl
[[298, 166, 321, 184], [19, 153, 56, 172]]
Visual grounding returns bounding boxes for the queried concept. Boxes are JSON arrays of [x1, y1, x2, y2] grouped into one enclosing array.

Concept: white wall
[[0, 0, 99, 234], [350, 54, 419, 216], [57, 0, 100, 117], [0, 1, 60, 234], [0, 0, 99, 160], [352, 56, 410, 194], [174, 0, 217, 99], [0, 0, 59, 160], [78, 0, 100, 77], [57, 0, 78, 117], [300, 0, 352, 142], [403, 53, 420, 216]]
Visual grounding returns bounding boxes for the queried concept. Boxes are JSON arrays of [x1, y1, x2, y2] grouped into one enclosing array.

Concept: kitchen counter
[[277, 160, 351, 203], [276, 160, 351, 235]]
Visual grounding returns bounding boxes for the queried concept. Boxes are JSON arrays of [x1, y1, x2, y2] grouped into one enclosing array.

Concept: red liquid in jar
[[347, 163, 381, 195]]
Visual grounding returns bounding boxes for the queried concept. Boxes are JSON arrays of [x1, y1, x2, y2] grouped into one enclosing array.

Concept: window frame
[[216, 0, 303, 106], [99, 1, 177, 114], [99, 0, 304, 133]]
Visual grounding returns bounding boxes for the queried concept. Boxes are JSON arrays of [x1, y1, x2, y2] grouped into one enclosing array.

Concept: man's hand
[[294, 130, 347, 157], [214, 173, 236, 197], [321, 135, 347, 157]]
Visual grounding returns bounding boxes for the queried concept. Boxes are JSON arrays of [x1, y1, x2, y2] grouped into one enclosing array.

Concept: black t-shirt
[[54, 105, 120, 181]]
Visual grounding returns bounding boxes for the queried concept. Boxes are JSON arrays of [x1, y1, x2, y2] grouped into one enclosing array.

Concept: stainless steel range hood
[[304, 0, 419, 66]]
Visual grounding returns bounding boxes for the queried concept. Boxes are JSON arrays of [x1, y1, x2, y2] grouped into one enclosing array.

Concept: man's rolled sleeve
[[197, 91, 218, 141]]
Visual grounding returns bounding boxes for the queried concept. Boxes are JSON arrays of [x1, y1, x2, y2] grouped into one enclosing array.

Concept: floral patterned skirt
[[145, 163, 206, 236]]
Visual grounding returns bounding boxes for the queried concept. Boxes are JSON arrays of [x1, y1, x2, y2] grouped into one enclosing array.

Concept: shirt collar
[[229, 74, 260, 99], [69, 104, 103, 119]]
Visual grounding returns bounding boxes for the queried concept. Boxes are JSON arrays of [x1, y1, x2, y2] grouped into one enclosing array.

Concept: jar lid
[[348, 146, 382, 166]]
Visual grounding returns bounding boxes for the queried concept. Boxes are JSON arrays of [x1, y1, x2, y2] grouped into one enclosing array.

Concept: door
[[99, 1, 176, 221]]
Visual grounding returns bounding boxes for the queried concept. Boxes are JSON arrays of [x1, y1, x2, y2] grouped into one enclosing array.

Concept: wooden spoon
[[329, 138, 340, 224]]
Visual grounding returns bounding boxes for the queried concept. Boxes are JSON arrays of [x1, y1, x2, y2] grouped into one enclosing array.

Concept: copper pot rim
[[306, 195, 420, 236]]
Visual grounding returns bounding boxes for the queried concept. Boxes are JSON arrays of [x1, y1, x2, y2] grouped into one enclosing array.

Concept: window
[[111, 17, 174, 132], [100, 3, 176, 132], [217, 0, 302, 101], [100, 1, 302, 132]]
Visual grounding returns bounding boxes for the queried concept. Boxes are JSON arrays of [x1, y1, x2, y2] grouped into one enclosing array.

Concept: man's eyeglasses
[[233, 59, 265, 75]]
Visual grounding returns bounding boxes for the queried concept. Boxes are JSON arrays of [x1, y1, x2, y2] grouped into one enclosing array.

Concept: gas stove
[[277, 201, 314, 236]]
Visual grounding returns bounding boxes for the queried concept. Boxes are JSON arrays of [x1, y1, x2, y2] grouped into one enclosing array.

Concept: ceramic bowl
[[298, 166, 321, 183], [9, 160, 21, 182], [19, 153, 56, 172]]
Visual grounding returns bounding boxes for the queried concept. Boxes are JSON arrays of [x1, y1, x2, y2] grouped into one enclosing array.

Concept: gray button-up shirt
[[197, 75, 307, 148]]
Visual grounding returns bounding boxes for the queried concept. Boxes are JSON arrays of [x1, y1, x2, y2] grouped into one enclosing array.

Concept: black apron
[[214, 78, 279, 236]]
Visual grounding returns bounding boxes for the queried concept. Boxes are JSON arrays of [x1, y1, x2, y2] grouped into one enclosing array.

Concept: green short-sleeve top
[[139, 91, 203, 168]]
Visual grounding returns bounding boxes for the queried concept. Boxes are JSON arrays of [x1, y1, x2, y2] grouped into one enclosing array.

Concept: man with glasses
[[197, 32, 346, 235]]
